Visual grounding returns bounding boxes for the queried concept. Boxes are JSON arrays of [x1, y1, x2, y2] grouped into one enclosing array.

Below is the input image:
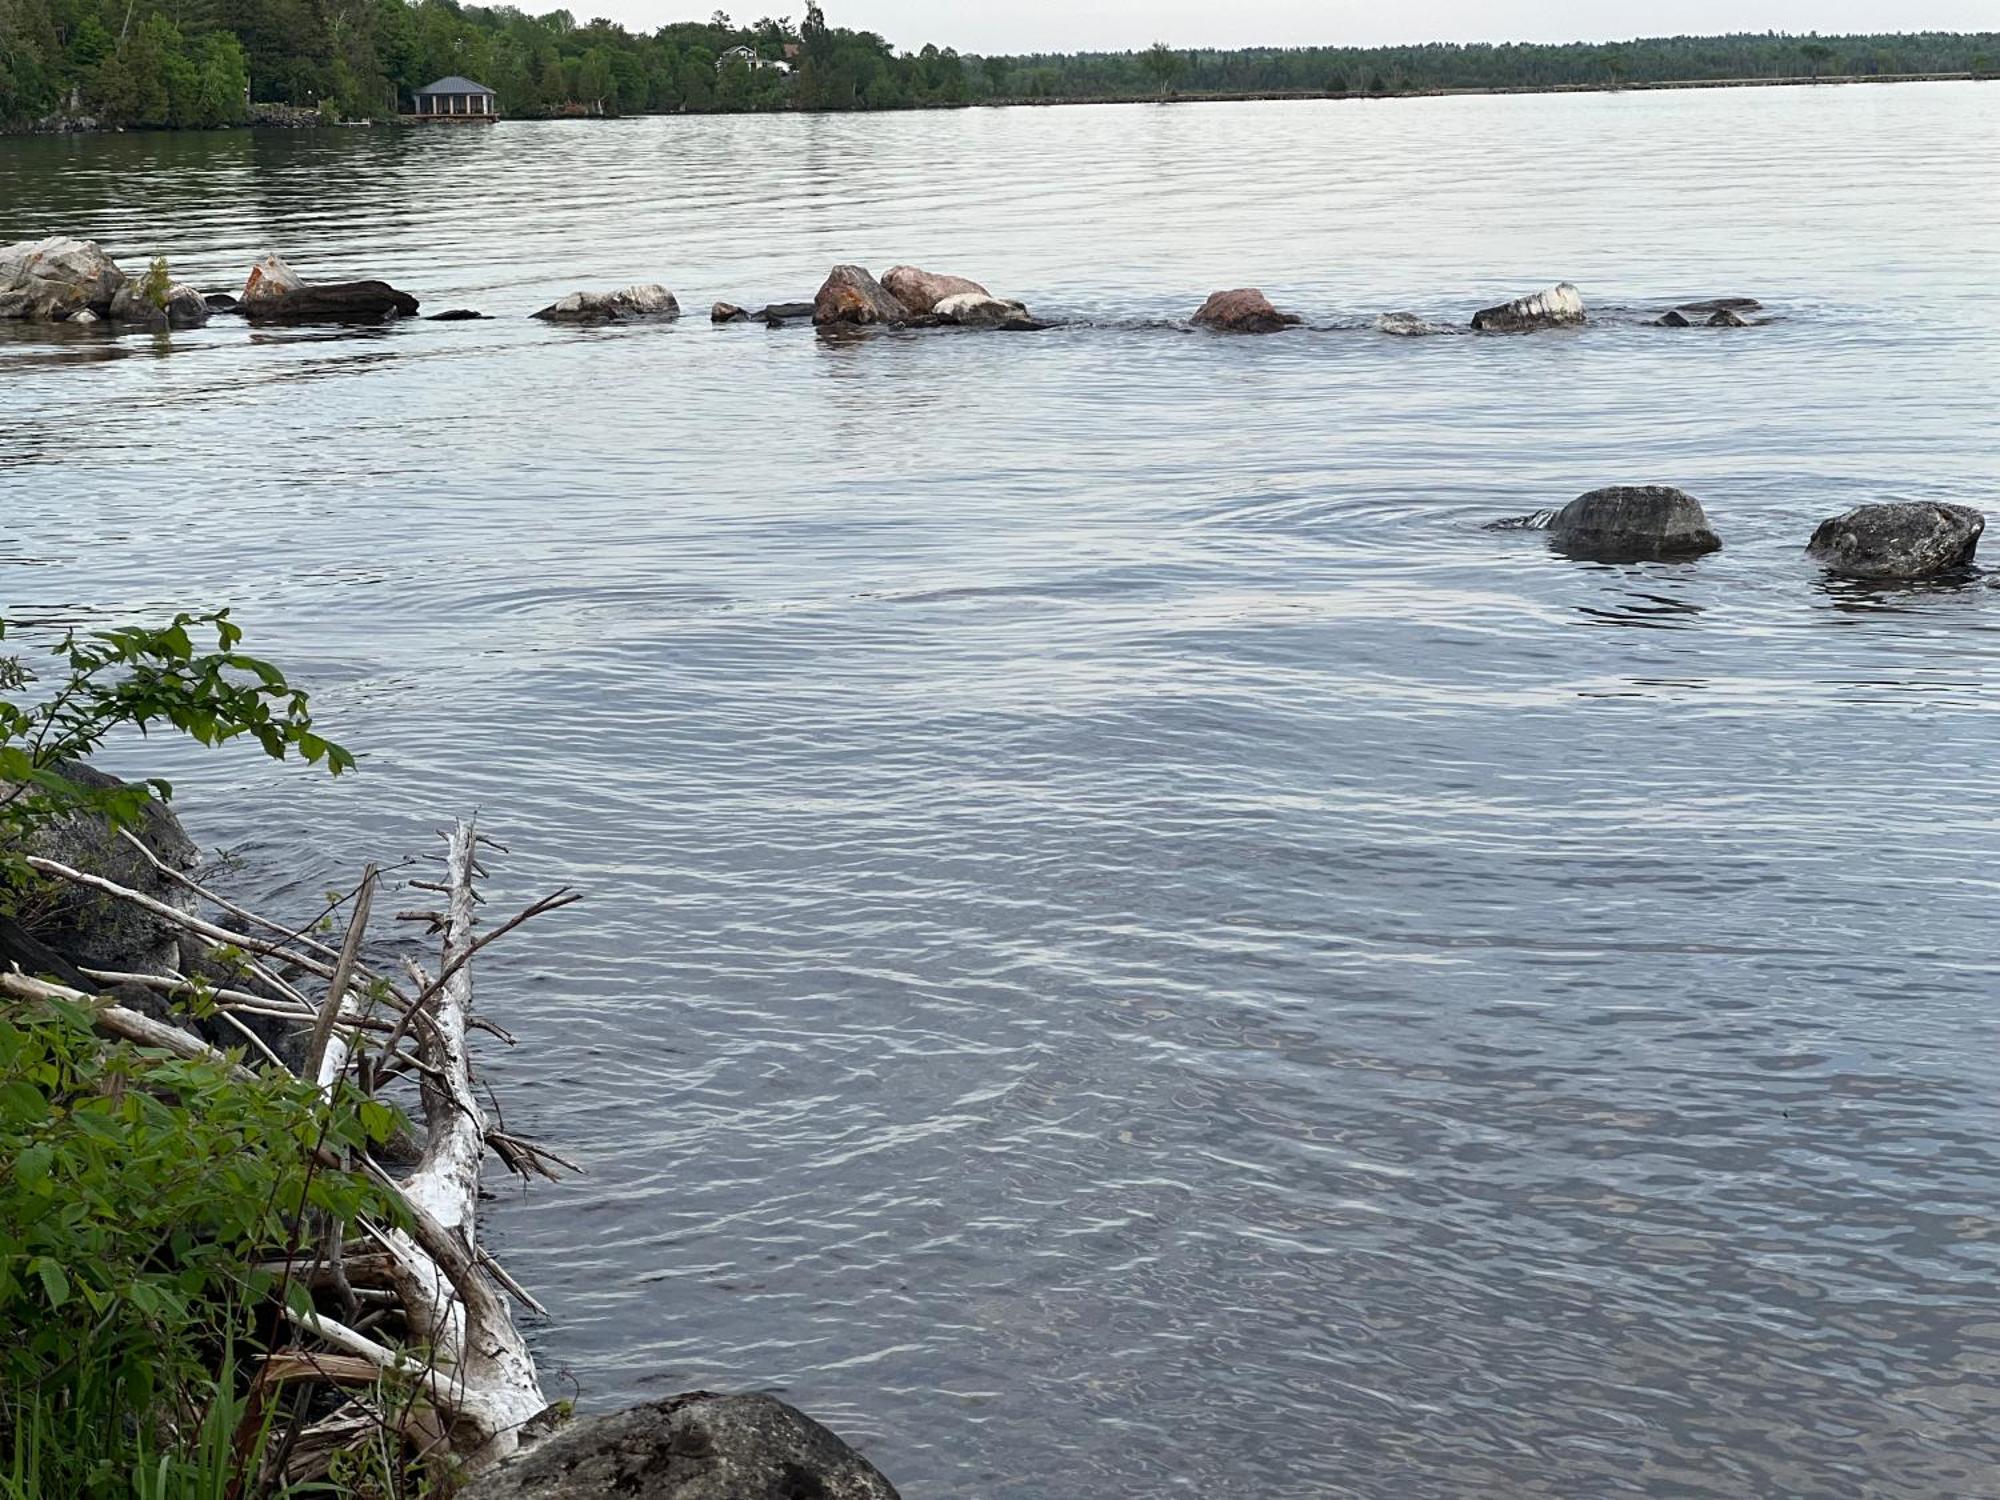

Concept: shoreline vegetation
[[0, 2, 1994, 134]]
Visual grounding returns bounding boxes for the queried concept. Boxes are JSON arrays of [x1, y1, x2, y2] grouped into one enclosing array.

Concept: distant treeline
[[1, 2, 1995, 131]]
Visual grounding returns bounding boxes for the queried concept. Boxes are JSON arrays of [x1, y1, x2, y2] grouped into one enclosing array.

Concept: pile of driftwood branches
[[0, 817, 576, 1488]]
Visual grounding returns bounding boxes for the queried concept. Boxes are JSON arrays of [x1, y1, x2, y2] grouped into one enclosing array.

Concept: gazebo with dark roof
[[411, 76, 498, 122]]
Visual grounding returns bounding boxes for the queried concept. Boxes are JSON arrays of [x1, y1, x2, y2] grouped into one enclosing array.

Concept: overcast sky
[[627, 0, 2000, 52]]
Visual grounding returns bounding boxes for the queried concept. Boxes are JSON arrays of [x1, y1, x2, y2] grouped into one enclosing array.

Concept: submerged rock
[[932, 291, 1045, 329], [428, 308, 487, 321], [711, 301, 748, 323], [0, 236, 128, 321], [1471, 281, 1585, 333], [1806, 502, 1984, 580], [1706, 308, 1750, 328], [1652, 309, 1692, 328], [463, 1392, 900, 1500], [1677, 297, 1762, 314], [881, 265, 990, 316], [246, 280, 420, 324], [1191, 288, 1300, 333], [1545, 485, 1722, 561], [203, 291, 240, 313], [1376, 311, 1461, 337], [758, 300, 816, 325], [532, 285, 679, 324], [813, 265, 910, 327]]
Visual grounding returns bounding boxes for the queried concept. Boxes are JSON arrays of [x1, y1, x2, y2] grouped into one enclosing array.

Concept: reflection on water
[[3, 84, 2000, 1500]]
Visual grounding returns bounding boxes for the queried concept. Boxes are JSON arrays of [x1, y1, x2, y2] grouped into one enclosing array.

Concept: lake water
[[4, 84, 2000, 1499]]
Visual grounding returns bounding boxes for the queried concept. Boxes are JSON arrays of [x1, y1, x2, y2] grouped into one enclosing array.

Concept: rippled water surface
[[5, 85, 2000, 1499]]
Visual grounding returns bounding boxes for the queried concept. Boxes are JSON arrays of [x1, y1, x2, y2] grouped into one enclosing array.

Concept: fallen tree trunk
[[4, 815, 570, 1482]]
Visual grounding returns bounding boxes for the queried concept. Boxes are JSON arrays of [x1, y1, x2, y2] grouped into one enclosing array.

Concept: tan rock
[[881, 265, 990, 316], [812, 265, 910, 327], [1191, 288, 1300, 334]]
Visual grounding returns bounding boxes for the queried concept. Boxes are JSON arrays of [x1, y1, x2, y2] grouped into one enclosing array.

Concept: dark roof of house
[[416, 76, 495, 95]]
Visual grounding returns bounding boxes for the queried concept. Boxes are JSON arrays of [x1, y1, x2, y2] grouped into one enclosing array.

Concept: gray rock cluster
[[533, 284, 679, 323], [1490, 487, 1985, 579], [0, 235, 207, 328], [462, 1392, 900, 1500]]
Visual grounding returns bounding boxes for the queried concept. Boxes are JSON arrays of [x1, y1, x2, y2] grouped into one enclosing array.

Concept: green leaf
[[30, 1256, 69, 1308]]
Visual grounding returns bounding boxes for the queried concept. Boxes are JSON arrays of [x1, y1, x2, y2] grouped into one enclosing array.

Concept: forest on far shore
[[1, 0, 1995, 132]]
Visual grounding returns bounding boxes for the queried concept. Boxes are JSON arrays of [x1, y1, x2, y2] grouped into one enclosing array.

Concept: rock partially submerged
[[1191, 288, 1300, 333], [0, 236, 128, 321], [532, 285, 680, 324], [1677, 297, 1761, 314], [1471, 282, 1585, 333], [1705, 308, 1750, 328], [1806, 502, 1984, 580], [1376, 312, 1461, 337], [881, 264, 989, 316], [463, 1392, 900, 1500], [932, 291, 1045, 330], [1652, 309, 1692, 328], [427, 308, 487, 321], [813, 265, 911, 327], [1544, 485, 1722, 561], [758, 300, 816, 325], [238, 252, 420, 324], [107, 282, 210, 332], [711, 301, 749, 323]]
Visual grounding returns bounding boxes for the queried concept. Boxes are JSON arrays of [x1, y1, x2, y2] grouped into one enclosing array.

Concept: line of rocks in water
[[5, 238, 1767, 339], [1488, 486, 1987, 581]]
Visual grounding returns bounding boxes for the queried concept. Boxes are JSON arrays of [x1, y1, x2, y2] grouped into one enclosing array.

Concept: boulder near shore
[[1545, 485, 1722, 561], [1471, 282, 1585, 333], [1806, 501, 1984, 580], [462, 1392, 900, 1500], [1192, 288, 1301, 333], [0, 236, 127, 321]]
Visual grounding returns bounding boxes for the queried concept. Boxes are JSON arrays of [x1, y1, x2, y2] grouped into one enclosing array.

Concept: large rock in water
[[532, 285, 679, 324], [463, 1393, 900, 1500], [247, 280, 421, 324], [0, 237, 128, 321], [813, 266, 910, 327], [880, 265, 989, 316], [1806, 502, 1984, 580], [1546, 485, 1722, 561], [1191, 288, 1300, 333], [1471, 282, 1585, 332], [5, 764, 198, 978]]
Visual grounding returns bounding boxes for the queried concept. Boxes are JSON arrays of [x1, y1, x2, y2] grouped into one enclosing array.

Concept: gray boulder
[[533, 285, 679, 324], [106, 282, 210, 332], [6, 763, 198, 977], [1806, 502, 1984, 580], [0, 236, 129, 321], [1546, 485, 1722, 561], [463, 1392, 900, 1500], [1471, 281, 1585, 333]]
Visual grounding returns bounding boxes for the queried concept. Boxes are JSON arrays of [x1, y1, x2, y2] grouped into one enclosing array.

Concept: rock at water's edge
[[462, 1392, 900, 1500], [1806, 502, 1984, 580], [532, 285, 680, 324], [1471, 282, 1585, 333], [1546, 485, 1722, 561], [881, 265, 990, 316], [6, 763, 198, 978], [813, 266, 910, 327], [0, 236, 129, 321], [1191, 288, 1300, 333]]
